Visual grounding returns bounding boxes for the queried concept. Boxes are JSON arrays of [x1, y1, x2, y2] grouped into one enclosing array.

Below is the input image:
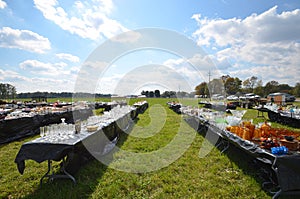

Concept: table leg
[[40, 160, 51, 187], [39, 158, 76, 187], [272, 190, 282, 199], [216, 138, 230, 153], [257, 110, 265, 118], [60, 157, 76, 184]]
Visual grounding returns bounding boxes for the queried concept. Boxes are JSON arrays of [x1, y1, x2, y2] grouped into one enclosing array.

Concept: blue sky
[[0, 0, 299, 94]]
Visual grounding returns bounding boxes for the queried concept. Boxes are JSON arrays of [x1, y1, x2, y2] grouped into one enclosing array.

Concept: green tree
[[293, 83, 300, 97], [277, 84, 292, 94], [149, 91, 154, 97], [253, 80, 264, 97], [154, 90, 160, 98], [0, 83, 17, 99], [264, 81, 279, 96], [243, 76, 258, 93], [224, 77, 242, 95], [194, 82, 209, 96]]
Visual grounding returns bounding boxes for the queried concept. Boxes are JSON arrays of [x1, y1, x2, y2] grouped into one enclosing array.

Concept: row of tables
[[256, 106, 300, 128], [176, 104, 300, 199], [14, 101, 149, 186], [0, 108, 93, 144]]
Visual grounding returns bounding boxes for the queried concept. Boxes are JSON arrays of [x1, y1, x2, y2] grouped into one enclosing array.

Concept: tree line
[[0, 83, 17, 99], [0, 87, 112, 100], [17, 92, 111, 99], [2, 77, 299, 101], [195, 75, 300, 97], [141, 90, 194, 98], [141, 90, 161, 98]]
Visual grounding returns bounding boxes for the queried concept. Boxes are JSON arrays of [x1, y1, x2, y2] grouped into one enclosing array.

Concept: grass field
[[0, 98, 298, 198]]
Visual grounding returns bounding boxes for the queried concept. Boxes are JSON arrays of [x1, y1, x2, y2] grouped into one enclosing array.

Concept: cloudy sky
[[0, 0, 299, 94]]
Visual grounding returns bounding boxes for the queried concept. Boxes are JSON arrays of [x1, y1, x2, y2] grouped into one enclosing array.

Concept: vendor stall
[[0, 108, 93, 144], [180, 105, 300, 199], [14, 102, 147, 185], [256, 104, 300, 128]]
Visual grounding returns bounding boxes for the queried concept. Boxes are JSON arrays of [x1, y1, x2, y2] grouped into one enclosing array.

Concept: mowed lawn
[[0, 98, 281, 198]]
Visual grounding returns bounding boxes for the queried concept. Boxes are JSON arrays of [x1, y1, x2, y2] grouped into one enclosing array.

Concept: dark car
[[284, 93, 296, 102]]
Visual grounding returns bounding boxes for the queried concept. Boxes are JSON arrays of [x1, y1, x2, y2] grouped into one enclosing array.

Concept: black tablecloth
[[256, 107, 300, 128], [15, 123, 114, 174], [133, 101, 149, 114], [0, 108, 93, 144], [184, 114, 300, 193], [14, 107, 138, 175]]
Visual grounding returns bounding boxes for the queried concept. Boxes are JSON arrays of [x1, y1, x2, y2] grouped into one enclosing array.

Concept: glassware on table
[[75, 120, 81, 134], [40, 127, 45, 137], [44, 126, 48, 137]]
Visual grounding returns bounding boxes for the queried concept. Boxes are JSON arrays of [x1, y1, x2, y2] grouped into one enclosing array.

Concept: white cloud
[[228, 65, 300, 86], [0, 0, 6, 9], [96, 73, 124, 94], [33, 0, 128, 40], [0, 69, 26, 82], [192, 6, 300, 86], [19, 60, 73, 77], [112, 65, 194, 95], [0, 27, 51, 53], [110, 31, 142, 43], [23, 77, 76, 92], [56, 53, 80, 62], [0, 65, 81, 92], [163, 53, 224, 85], [193, 6, 300, 47]]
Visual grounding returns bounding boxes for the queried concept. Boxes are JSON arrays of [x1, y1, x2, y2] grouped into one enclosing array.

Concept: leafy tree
[[224, 77, 242, 95], [149, 91, 154, 97], [0, 83, 17, 99], [195, 82, 209, 96], [243, 76, 258, 93], [161, 91, 176, 98], [293, 83, 300, 97], [154, 90, 160, 98], [253, 80, 264, 97], [264, 81, 279, 96], [277, 84, 292, 94], [141, 90, 147, 97]]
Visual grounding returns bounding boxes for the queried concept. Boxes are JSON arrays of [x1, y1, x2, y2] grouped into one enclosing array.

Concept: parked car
[[284, 93, 296, 102], [245, 93, 261, 100], [211, 94, 224, 100], [226, 95, 239, 101], [239, 93, 261, 101]]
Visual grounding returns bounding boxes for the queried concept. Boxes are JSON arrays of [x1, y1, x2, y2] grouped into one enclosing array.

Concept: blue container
[[271, 146, 288, 155]]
